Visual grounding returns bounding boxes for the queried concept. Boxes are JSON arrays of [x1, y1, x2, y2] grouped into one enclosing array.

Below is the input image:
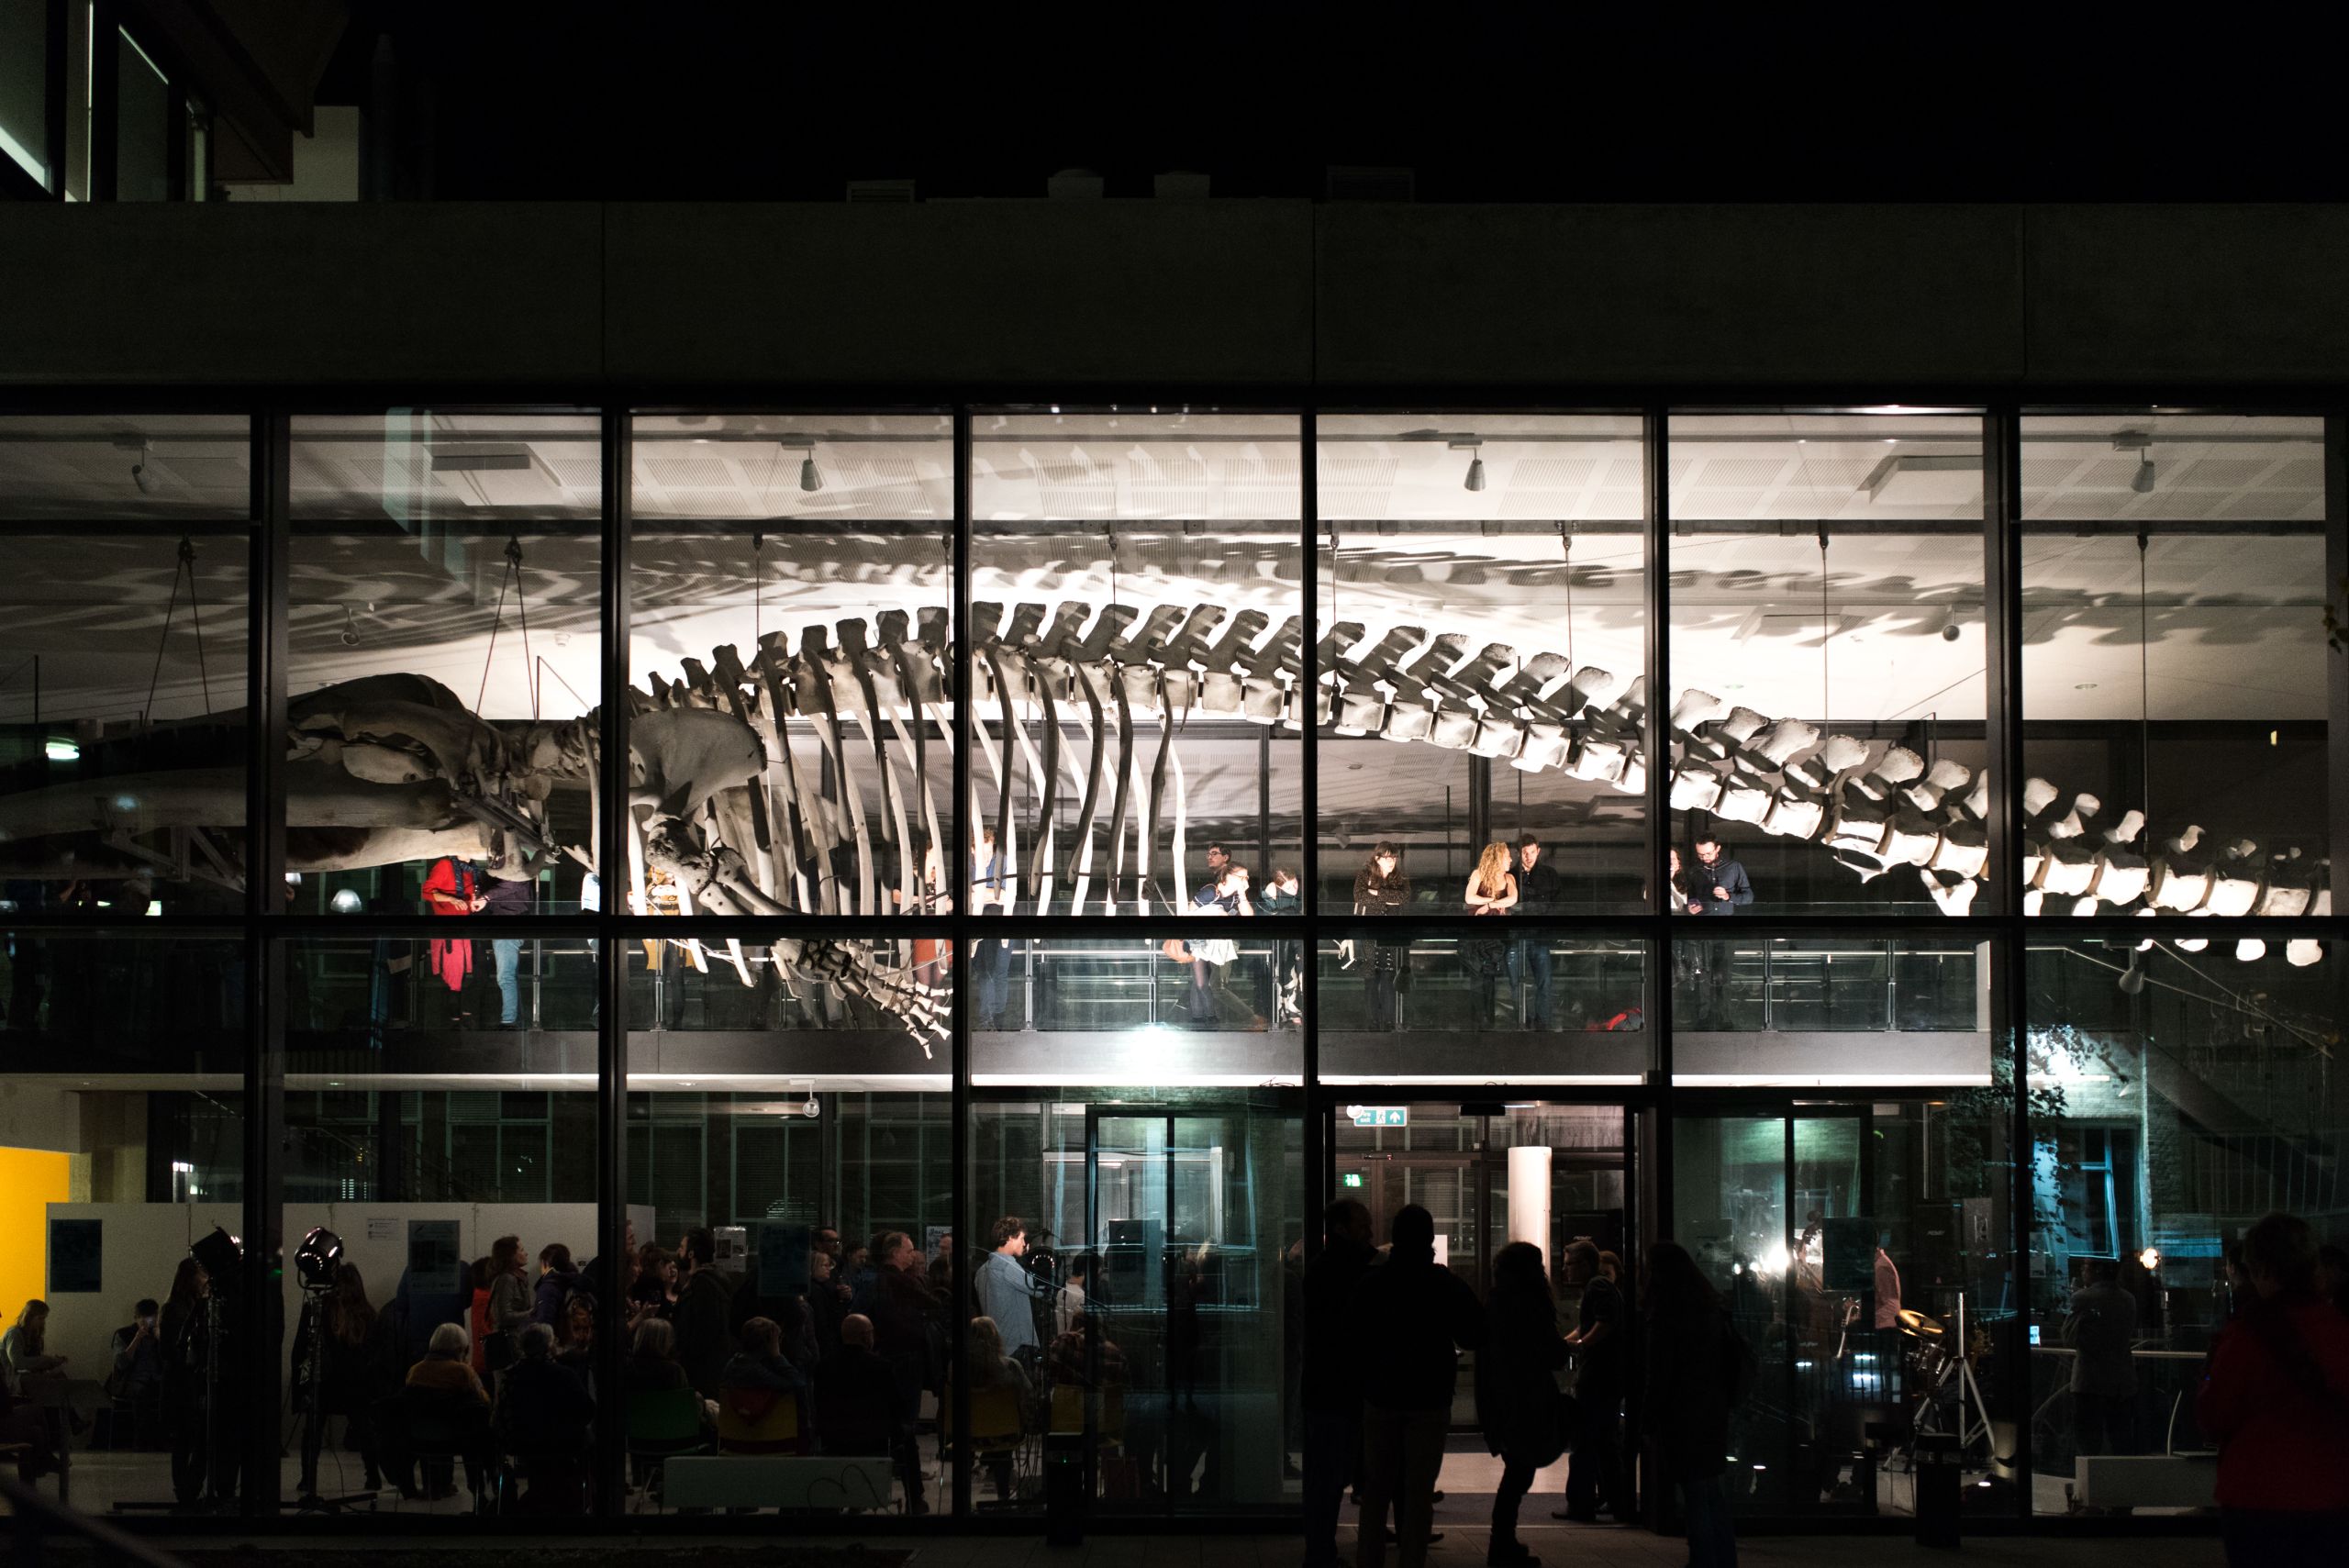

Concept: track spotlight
[[1447, 434, 1486, 494], [2235, 938, 2266, 962], [799, 454, 822, 493], [2287, 940, 2323, 967], [2176, 937, 2209, 953], [2117, 959, 2146, 995], [130, 439, 152, 495], [2132, 454, 2155, 495]]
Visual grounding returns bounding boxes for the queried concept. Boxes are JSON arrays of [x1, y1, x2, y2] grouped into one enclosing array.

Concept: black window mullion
[[1301, 409, 1323, 1244], [1644, 405, 1675, 1240], [592, 406, 631, 1518], [949, 403, 974, 1520], [239, 406, 288, 1516]]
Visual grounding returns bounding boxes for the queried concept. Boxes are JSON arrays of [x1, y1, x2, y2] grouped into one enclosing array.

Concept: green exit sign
[[1351, 1106, 1408, 1128], [1341, 1172, 1364, 1188]]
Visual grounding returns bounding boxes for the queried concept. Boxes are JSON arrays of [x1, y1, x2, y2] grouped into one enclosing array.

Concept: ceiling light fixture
[[800, 454, 822, 493], [2132, 454, 2156, 495], [43, 737, 78, 762], [130, 439, 152, 495], [2114, 428, 2154, 495]]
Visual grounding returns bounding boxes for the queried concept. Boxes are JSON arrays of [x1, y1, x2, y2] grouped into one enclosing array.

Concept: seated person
[[494, 1323, 594, 1513], [811, 1312, 899, 1457], [718, 1316, 808, 1452], [108, 1298, 165, 1448], [495, 1323, 595, 1455], [1046, 1312, 1128, 1389], [379, 1321, 492, 1501], [626, 1315, 714, 1439]]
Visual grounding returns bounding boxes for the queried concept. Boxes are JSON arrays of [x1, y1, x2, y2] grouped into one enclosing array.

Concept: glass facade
[[0, 404, 2337, 1532]]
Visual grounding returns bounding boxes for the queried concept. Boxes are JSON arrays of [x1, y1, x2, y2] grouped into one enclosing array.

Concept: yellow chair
[[716, 1386, 803, 1455]]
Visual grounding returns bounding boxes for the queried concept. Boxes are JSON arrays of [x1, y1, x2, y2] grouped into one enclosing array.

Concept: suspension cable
[[141, 536, 214, 727]]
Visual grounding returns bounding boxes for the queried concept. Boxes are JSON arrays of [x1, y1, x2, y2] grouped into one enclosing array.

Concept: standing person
[[973, 1217, 1052, 1366], [420, 853, 484, 1023], [532, 1243, 583, 1326], [478, 862, 536, 1030], [672, 1227, 738, 1400], [1508, 836, 1562, 1030], [1302, 1201, 1375, 1568], [1192, 842, 1235, 909], [2066, 1257, 2141, 1459], [1464, 842, 1519, 1029], [1480, 1242, 1568, 1565], [1349, 1205, 1484, 1568], [1558, 1240, 1627, 1523], [2197, 1211, 2349, 1565], [864, 1231, 935, 1515], [294, 1262, 395, 1497], [971, 828, 1010, 1029], [483, 1235, 535, 1385], [1686, 834, 1753, 1028], [158, 1258, 214, 1505], [1353, 843, 1411, 1031], [1259, 866, 1304, 1027], [1643, 1241, 1745, 1568]]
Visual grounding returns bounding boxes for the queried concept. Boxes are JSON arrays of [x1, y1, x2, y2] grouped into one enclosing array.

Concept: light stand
[[286, 1227, 376, 1514]]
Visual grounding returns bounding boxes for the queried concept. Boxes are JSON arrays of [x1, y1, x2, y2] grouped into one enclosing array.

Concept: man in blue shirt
[[972, 1216, 1052, 1366]]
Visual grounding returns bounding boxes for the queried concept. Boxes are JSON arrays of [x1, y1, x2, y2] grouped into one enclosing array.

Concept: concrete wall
[[4, 202, 2346, 390]]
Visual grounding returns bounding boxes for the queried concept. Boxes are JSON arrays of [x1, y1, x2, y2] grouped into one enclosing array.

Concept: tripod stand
[[1901, 1295, 2009, 1470], [287, 1287, 377, 1513]]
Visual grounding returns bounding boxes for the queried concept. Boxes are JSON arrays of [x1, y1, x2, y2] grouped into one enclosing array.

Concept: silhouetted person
[[1643, 1242, 1744, 1568], [813, 1313, 900, 1462], [2199, 1212, 2349, 1566], [864, 1230, 934, 1515], [1478, 1241, 1567, 1565], [2065, 1257, 2139, 1458], [1302, 1200, 1375, 1568], [1348, 1204, 1483, 1568], [1559, 1240, 1626, 1521], [671, 1227, 736, 1399]]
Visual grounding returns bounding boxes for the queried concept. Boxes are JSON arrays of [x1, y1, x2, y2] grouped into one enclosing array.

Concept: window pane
[[284, 933, 607, 1511], [1669, 413, 1987, 917], [115, 27, 168, 203], [2025, 934, 2341, 1512], [1316, 926, 1650, 1085], [969, 410, 1302, 917], [0, 414, 251, 518], [0, 517, 250, 915], [1317, 415, 1647, 914], [0, 0, 48, 186], [971, 933, 1300, 1087], [288, 413, 601, 917], [0, 930, 244, 1510], [968, 1091, 1301, 1517], [630, 414, 953, 918], [1671, 929, 1992, 1086], [2021, 415, 2326, 917]]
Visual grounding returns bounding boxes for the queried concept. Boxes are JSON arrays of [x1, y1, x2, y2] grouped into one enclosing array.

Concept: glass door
[[1672, 1106, 1877, 1518], [1079, 1103, 1294, 1517]]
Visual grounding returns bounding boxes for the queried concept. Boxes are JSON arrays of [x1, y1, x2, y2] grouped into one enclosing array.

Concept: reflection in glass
[[289, 414, 603, 920], [1674, 1099, 2016, 1519], [1668, 413, 1987, 917], [0, 933, 244, 1510], [969, 411, 1303, 917], [631, 415, 954, 919], [115, 27, 170, 202], [2024, 936, 2341, 1511], [0, 522, 250, 915], [969, 935, 1301, 1086], [1317, 416, 1647, 912], [969, 1093, 1301, 1516], [2021, 415, 2327, 918], [1670, 933, 1990, 1086]]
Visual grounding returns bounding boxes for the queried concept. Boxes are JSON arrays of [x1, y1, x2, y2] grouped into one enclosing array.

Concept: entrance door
[[1077, 1103, 1292, 1516], [1672, 1106, 1885, 1518]]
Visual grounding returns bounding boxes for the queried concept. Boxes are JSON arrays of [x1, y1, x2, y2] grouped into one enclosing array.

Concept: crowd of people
[[1302, 1200, 1746, 1568]]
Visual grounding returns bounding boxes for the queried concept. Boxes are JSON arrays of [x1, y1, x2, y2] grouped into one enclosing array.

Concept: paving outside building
[[5, 4, 2349, 1562]]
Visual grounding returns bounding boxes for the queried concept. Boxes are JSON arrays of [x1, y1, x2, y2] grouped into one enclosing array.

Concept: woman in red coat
[[2197, 1211, 2349, 1566], [421, 855, 484, 1010]]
